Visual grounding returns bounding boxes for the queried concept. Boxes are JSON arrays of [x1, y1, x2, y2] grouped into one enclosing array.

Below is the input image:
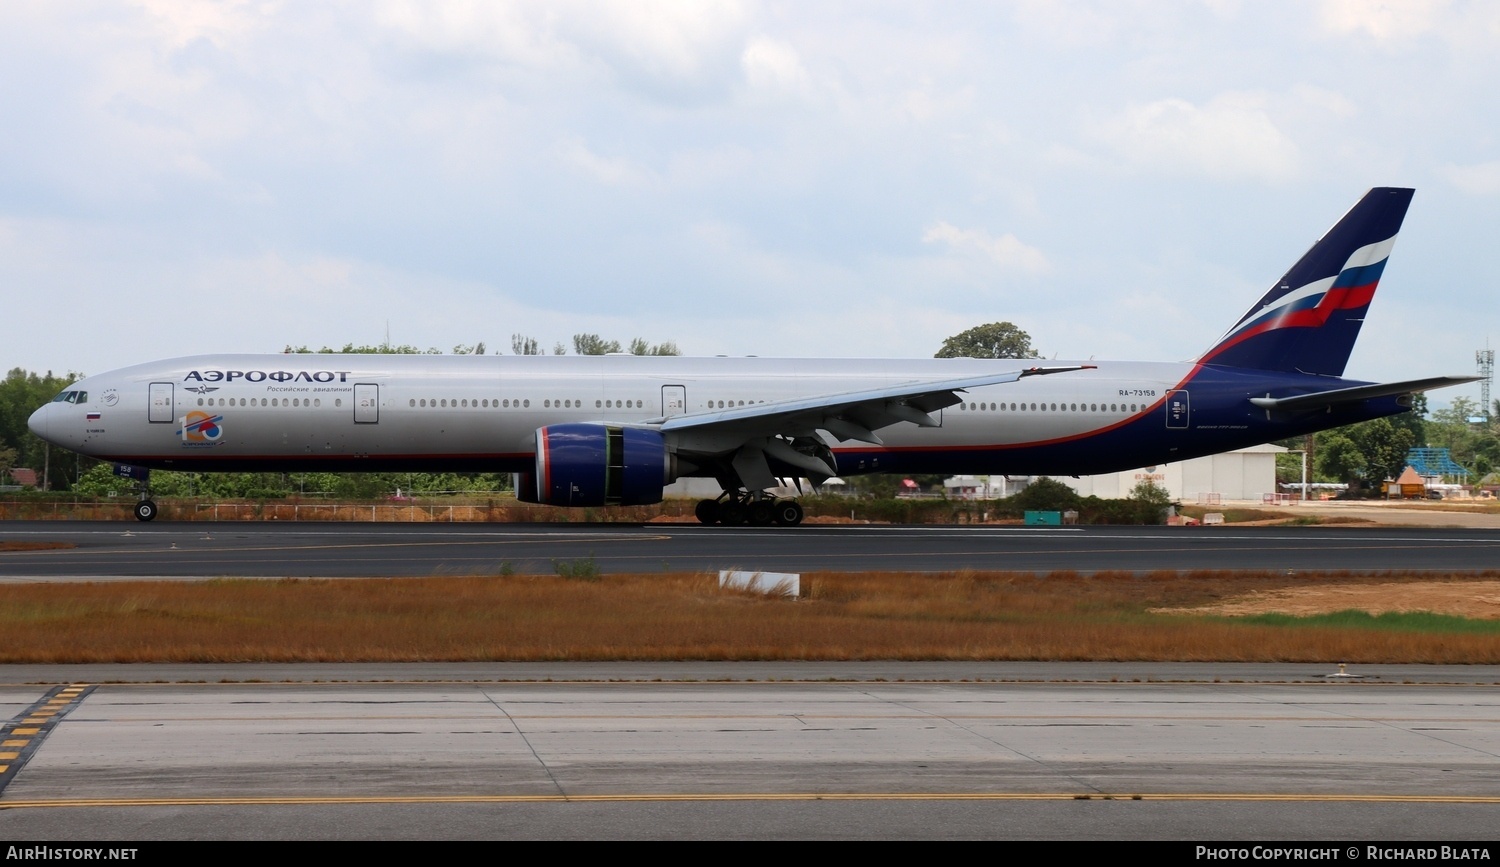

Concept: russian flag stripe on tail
[[1199, 187, 1414, 377]]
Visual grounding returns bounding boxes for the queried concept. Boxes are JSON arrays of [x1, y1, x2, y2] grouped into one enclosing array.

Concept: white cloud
[[1092, 92, 1301, 182], [1318, 0, 1449, 41], [559, 138, 654, 187], [922, 222, 1050, 274], [1441, 161, 1500, 196], [741, 37, 809, 93]]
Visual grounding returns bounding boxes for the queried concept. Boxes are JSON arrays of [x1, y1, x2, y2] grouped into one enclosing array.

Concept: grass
[[0, 569, 1497, 664], [552, 555, 601, 581], [1233, 609, 1500, 634]]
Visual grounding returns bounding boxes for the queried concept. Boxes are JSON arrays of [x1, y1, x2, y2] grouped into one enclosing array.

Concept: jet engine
[[532, 424, 675, 507]]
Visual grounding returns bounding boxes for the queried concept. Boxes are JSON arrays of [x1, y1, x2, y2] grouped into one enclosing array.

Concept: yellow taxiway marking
[[0, 753, 18, 760], [2, 740, 28, 748], [2, 793, 1500, 809], [11, 728, 39, 736]]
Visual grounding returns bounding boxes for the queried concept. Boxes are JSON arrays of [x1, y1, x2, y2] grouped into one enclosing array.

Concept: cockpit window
[[51, 391, 78, 404]]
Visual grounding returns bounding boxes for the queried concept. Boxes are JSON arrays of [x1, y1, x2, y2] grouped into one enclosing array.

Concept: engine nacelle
[[514, 472, 540, 504], [533, 424, 673, 507]]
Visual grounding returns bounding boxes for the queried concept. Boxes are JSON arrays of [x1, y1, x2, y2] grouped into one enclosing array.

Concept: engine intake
[[534, 424, 672, 507]]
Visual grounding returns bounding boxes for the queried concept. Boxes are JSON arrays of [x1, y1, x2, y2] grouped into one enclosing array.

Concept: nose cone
[[27, 404, 49, 441]]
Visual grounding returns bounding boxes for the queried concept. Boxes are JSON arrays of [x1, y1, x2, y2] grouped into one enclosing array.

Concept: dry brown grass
[[1, 569, 1498, 664]]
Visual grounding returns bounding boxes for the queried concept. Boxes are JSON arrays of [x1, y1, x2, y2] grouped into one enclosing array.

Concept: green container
[[1023, 510, 1062, 526]]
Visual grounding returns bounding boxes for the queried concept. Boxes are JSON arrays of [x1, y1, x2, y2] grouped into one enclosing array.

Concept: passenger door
[[354, 383, 379, 424], [1165, 390, 1189, 429], [148, 382, 173, 424]]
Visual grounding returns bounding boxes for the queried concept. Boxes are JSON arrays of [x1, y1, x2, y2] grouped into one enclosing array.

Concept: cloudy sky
[[3, 1, 1497, 406]]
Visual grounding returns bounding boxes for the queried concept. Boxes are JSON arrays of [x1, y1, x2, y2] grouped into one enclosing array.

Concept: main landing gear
[[695, 492, 804, 526]]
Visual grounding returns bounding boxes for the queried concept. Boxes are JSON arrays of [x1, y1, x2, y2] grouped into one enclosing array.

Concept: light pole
[[1285, 449, 1308, 502]]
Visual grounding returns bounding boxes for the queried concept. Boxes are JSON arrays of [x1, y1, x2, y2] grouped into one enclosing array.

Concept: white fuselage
[[29, 353, 1195, 476]]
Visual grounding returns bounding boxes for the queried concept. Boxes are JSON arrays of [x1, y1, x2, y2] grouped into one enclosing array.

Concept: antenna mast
[[1480, 345, 1495, 420]]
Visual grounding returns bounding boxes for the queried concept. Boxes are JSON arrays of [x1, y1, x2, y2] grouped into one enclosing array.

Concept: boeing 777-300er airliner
[[28, 187, 1478, 524]]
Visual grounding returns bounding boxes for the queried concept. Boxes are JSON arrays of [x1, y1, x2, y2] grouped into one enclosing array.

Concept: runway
[[3, 523, 1498, 840], [3, 521, 1500, 579], [1, 666, 1499, 840]]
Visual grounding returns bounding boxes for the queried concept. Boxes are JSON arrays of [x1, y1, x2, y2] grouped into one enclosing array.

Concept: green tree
[[1349, 417, 1416, 482], [935, 322, 1041, 359], [1006, 477, 1081, 512], [1423, 397, 1495, 472], [283, 343, 441, 354], [628, 338, 681, 356], [511, 334, 543, 355], [572, 334, 622, 355], [1126, 479, 1174, 524], [0, 367, 91, 489], [1314, 418, 1416, 485], [1315, 432, 1366, 483]]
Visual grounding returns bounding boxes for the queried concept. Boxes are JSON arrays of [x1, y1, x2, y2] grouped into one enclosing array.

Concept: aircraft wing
[[655, 364, 1093, 440], [1248, 375, 1481, 413], [644, 364, 1093, 484]]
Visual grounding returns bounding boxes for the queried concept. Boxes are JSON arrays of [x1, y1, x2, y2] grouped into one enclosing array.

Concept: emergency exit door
[[661, 385, 686, 417]]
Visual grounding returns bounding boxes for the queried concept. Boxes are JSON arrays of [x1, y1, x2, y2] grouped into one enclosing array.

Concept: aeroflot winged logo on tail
[[177, 411, 224, 445], [1198, 186, 1413, 378], [1212, 235, 1394, 352]]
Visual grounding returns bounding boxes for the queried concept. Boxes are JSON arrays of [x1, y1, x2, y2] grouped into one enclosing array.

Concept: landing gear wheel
[[747, 501, 776, 526], [694, 499, 720, 525], [773, 500, 804, 526], [134, 500, 158, 522], [718, 501, 747, 526]]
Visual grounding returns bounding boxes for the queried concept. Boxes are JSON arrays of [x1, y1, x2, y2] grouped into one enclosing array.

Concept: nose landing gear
[[695, 492, 804, 526], [113, 463, 157, 522]]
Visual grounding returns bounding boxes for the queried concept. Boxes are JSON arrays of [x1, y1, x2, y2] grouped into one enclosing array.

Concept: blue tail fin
[[1199, 187, 1414, 377]]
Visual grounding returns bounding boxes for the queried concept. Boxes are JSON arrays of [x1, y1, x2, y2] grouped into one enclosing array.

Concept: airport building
[[664, 444, 1285, 504], [1052, 443, 1286, 503]]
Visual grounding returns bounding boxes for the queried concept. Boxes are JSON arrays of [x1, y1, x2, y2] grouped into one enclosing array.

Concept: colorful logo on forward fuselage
[[177, 411, 224, 445]]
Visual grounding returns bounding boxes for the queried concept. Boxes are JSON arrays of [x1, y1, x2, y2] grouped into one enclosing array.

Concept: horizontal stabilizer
[[1248, 375, 1481, 412]]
